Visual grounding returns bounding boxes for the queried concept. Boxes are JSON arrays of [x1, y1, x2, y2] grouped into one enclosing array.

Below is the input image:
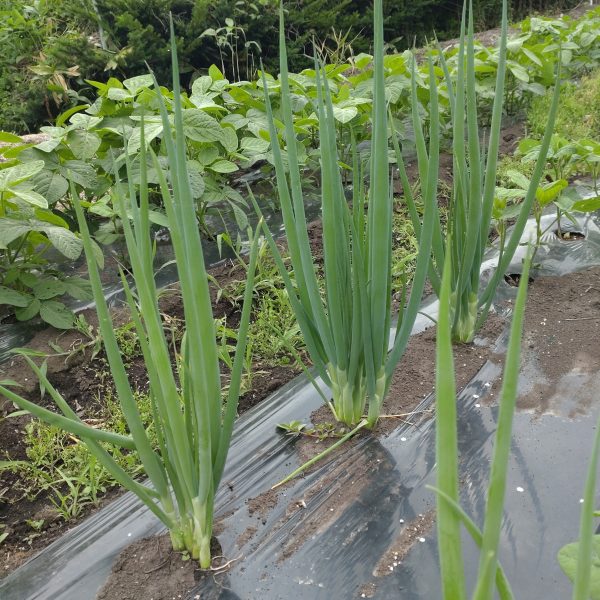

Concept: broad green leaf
[[148, 210, 169, 227], [11, 188, 48, 208], [558, 537, 600, 599], [521, 47, 543, 66], [0, 286, 31, 307], [31, 170, 68, 204], [0, 132, 22, 143], [61, 160, 98, 189], [90, 238, 105, 269], [67, 129, 101, 160], [209, 64, 225, 80], [0, 220, 32, 247], [0, 161, 44, 189], [208, 159, 238, 174], [56, 104, 89, 127], [573, 196, 600, 213], [39, 301, 74, 329], [63, 276, 93, 301], [195, 145, 219, 165], [34, 137, 62, 153], [187, 160, 206, 199], [18, 272, 38, 288], [332, 106, 358, 123], [240, 137, 270, 154], [41, 225, 83, 259], [123, 74, 154, 95], [220, 126, 238, 152], [192, 76, 213, 96], [354, 53, 372, 69], [32, 278, 67, 300], [69, 114, 103, 130], [506, 169, 532, 190], [536, 179, 568, 206], [508, 63, 529, 82], [107, 87, 133, 101], [182, 109, 223, 143], [128, 122, 164, 154], [15, 298, 41, 321]]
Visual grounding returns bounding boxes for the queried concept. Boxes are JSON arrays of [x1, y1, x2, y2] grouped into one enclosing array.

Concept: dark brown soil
[[294, 312, 505, 468], [95, 534, 198, 600], [511, 267, 600, 417]]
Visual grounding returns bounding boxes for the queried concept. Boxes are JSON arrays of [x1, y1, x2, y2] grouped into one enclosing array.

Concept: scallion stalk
[[0, 19, 261, 568]]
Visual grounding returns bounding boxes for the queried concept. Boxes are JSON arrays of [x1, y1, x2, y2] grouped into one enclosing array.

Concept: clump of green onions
[[397, 0, 560, 343], [254, 0, 438, 428], [0, 22, 260, 569], [433, 248, 532, 599]]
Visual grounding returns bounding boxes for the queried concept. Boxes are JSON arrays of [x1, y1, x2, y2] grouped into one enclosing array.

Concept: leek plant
[[0, 23, 261, 569], [396, 0, 560, 343], [433, 249, 532, 600], [253, 0, 438, 428]]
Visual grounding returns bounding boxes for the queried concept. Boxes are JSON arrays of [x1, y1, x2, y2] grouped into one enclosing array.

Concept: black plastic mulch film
[[2, 198, 600, 599]]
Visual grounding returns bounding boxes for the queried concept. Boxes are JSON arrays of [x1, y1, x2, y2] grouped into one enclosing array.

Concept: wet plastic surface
[[2, 201, 600, 599]]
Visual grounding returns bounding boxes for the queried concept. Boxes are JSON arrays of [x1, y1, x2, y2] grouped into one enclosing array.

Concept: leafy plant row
[[1, 1, 600, 595], [1, 6, 600, 328]]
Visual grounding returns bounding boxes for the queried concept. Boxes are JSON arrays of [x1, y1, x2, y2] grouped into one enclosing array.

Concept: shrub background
[[0, 0, 581, 132]]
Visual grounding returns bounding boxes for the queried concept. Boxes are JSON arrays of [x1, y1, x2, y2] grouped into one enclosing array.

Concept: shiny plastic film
[[2, 208, 600, 599]]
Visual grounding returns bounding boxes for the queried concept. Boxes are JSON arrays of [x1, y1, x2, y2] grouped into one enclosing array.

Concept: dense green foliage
[[1, 4, 600, 326]]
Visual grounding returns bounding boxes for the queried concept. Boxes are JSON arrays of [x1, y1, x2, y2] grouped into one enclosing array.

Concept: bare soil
[[95, 534, 198, 600], [511, 266, 600, 418]]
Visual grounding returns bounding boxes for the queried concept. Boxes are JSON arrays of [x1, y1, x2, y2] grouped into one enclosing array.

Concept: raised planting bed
[[1, 210, 599, 599]]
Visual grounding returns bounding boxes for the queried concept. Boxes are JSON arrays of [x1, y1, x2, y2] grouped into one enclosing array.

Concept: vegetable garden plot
[[3, 209, 600, 599], [0, 188, 322, 365]]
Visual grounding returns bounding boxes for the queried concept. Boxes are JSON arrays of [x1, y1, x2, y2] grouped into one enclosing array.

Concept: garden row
[[1, 0, 600, 597], [1, 6, 600, 330]]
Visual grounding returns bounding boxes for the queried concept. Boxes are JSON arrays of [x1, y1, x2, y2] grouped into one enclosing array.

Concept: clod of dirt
[[372, 508, 436, 577], [555, 230, 585, 241], [95, 533, 226, 600], [504, 273, 535, 287]]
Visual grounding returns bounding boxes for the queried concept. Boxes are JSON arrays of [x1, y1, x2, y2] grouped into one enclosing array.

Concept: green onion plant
[[396, 0, 560, 343], [0, 22, 260, 569], [433, 248, 532, 599], [557, 406, 600, 598], [254, 0, 438, 428]]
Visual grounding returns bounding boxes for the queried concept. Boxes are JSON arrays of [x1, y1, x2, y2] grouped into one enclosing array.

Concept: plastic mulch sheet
[[2, 203, 600, 599]]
